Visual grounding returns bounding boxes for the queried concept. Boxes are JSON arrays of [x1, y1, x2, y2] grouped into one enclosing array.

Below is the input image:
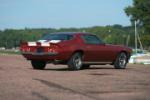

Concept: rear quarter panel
[[58, 34, 84, 60]]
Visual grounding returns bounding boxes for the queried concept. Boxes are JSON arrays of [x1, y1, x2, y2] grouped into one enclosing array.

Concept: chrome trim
[[21, 51, 58, 56]]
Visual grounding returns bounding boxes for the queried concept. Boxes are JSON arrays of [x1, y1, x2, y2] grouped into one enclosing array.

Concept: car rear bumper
[[21, 51, 58, 56], [21, 51, 72, 62], [21, 51, 60, 61]]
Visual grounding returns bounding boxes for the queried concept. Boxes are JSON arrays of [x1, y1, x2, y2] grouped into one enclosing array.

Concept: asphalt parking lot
[[0, 55, 150, 100]]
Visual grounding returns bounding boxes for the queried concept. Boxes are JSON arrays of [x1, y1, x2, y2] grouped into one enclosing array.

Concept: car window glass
[[82, 35, 103, 44], [67, 35, 74, 40], [41, 34, 73, 41]]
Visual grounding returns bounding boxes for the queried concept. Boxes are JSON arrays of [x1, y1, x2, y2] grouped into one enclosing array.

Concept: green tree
[[125, 0, 150, 33]]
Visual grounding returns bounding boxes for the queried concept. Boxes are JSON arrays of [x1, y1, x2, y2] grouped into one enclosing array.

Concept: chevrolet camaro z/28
[[20, 32, 132, 70]]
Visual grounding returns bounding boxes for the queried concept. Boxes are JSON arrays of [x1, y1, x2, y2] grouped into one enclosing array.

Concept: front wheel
[[68, 53, 83, 70], [114, 52, 127, 69], [31, 60, 46, 70]]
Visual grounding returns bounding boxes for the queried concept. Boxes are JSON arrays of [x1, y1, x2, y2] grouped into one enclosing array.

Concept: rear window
[[41, 34, 73, 40]]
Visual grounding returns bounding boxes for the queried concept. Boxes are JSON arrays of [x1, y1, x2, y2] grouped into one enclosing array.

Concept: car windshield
[[41, 34, 73, 40]]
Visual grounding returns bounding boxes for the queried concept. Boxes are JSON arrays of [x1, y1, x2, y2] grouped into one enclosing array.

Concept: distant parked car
[[20, 32, 132, 70]]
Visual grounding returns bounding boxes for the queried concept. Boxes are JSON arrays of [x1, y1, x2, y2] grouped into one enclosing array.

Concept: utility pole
[[135, 21, 138, 54], [126, 35, 130, 46]]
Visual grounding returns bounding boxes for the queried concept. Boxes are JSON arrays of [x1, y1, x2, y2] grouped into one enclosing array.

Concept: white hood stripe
[[50, 40, 61, 43], [28, 42, 37, 46], [41, 42, 50, 46], [27, 40, 61, 46], [28, 42, 50, 46]]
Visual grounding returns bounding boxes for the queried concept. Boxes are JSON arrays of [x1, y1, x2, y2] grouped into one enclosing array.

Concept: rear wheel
[[68, 53, 83, 70], [31, 60, 46, 70], [114, 52, 127, 69]]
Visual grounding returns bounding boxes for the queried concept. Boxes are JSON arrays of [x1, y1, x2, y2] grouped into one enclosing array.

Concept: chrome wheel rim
[[118, 53, 127, 68], [73, 56, 82, 69]]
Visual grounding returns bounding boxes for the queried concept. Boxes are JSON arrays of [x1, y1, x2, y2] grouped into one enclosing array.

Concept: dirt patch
[[0, 55, 150, 100]]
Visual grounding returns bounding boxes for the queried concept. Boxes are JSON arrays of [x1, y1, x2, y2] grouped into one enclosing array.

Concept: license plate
[[36, 47, 43, 53]]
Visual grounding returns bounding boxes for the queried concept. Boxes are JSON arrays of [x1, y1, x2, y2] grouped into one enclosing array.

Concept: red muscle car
[[20, 32, 132, 70]]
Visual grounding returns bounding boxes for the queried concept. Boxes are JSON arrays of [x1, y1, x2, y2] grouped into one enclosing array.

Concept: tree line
[[0, 25, 149, 50]]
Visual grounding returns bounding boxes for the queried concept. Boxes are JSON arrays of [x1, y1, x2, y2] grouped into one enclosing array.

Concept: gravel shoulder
[[0, 55, 150, 100]]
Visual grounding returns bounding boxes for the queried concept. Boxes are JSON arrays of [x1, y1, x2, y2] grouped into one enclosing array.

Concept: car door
[[81, 35, 105, 62], [82, 34, 116, 62]]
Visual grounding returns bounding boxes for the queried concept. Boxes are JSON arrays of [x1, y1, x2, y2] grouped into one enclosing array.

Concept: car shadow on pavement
[[88, 73, 112, 76], [44, 67, 115, 71], [29, 66, 130, 71], [87, 66, 115, 69], [44, 67, 71, 71]]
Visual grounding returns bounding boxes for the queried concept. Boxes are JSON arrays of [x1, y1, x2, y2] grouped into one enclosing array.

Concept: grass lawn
[[0, 50, 20, 55]]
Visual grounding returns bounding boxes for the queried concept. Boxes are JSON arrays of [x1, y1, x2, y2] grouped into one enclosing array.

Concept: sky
[[0, 0, 133, 30]]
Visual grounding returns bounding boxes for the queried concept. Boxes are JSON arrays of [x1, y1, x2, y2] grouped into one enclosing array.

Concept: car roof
[[51, 32, 92, 35]]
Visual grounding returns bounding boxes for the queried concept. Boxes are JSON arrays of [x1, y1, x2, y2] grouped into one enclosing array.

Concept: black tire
[[68, 53, 83, 70], [82, 64, 90, 69], [31, 60, 46, 70], [114, 52, 127, 69]]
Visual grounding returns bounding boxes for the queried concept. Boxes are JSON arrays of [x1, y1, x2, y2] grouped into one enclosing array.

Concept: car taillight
[[20, 42, 29, 52], [48, 48, 57, 52], [47, 44, 59, 53]]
